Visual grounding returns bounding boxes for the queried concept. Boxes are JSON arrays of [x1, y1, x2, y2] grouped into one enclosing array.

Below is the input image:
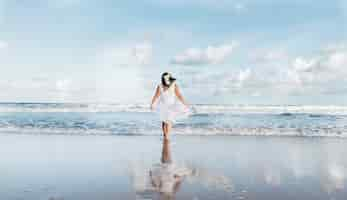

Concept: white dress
[[153, 82, 190, 123]]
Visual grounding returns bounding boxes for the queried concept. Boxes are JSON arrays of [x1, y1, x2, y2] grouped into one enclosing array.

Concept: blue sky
[[0, 0, 346, 105]]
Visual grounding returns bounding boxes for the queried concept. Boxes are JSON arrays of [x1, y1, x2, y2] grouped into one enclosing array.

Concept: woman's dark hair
[[161, 72, 176, 87]]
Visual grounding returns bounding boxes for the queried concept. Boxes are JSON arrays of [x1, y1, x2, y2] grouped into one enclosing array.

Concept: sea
[[0, 102, 346, 137]]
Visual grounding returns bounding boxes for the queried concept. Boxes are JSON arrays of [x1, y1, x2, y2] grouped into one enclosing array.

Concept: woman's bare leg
[[162, 121, 173, 140], [162, 122, 166, 138], [163, 122, 169, 140], [164, 122, 172, 140], [167, 122, 172, 137], [164, 123, 169, 140]]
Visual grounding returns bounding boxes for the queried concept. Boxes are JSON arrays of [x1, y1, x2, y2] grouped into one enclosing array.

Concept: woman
[[150, 72, 190, 140]]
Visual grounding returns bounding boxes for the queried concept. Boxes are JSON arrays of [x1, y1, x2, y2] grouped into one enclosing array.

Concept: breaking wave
[[0, 103, 346, 137]]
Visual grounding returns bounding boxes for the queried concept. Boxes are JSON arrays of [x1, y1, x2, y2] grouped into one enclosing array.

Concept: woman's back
[[159, 82, 176, 105]]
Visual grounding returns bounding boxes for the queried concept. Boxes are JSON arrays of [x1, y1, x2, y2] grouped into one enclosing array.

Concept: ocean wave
[[0, 126, 345, 137], [279, 112, 294, 116], [0, 103, 346, 137], [0, 103, 347, 115]]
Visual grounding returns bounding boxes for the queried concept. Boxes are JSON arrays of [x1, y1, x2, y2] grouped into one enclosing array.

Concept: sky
[[0, 0, 347, 105]]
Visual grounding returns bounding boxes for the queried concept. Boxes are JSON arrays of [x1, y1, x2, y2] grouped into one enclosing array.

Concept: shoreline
[[1, 131, 347, 139]]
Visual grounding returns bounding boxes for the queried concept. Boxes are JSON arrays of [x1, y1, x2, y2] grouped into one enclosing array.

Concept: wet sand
[[1, 134, 347, 200]]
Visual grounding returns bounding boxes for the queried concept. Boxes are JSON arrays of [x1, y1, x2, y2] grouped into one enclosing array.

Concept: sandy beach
[[0, 133, 347, 200], [2, 0, 347, 199]]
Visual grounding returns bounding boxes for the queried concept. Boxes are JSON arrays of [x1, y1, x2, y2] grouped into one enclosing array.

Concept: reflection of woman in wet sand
[[132, 140, 233, 199], [149, 139, 190, 199]]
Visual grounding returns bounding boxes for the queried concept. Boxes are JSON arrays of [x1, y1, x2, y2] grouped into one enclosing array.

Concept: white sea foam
[[0, 103, 346, 137], [0, 126, 346, 137], [0, 103, 347, 115]]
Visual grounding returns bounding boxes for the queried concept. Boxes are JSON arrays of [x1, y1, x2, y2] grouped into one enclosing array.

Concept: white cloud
[[171, 43, 237, 65], [289, 46, 347, 82], [182, 68, 254, 98], [326, 51, 347, 69], [55, 79, 72, 101], [101, 41, 153, 67], [0, 40, 152, 102], [292, 57, 320, 72], [234, 3, 246, 13], [245, 44, 347, 94], [220, 68, 252, 88], [250, 48, 289, 63], [0, 40, 8, 49], [238, 68, 251, 81], [180, 43, 347, 100], [257, 44, 347, 96], [251, 91, 261, 97], [132, 41, 153, 65], [321, 43, 347, 53], [56, 79, 71, 91]]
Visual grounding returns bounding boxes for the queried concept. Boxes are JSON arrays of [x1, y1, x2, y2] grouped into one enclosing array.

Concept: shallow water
[[1, 134, 347, 200], [0, 103, 346, 137]]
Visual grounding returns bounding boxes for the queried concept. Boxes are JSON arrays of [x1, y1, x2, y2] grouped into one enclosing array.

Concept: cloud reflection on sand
[[322, 163, 346, 194], [254, 140, 347, 193]]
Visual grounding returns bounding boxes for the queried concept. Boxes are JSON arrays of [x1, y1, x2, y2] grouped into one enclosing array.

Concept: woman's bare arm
[[174, 84, 188, 106], [150, 85, 161, 110]]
